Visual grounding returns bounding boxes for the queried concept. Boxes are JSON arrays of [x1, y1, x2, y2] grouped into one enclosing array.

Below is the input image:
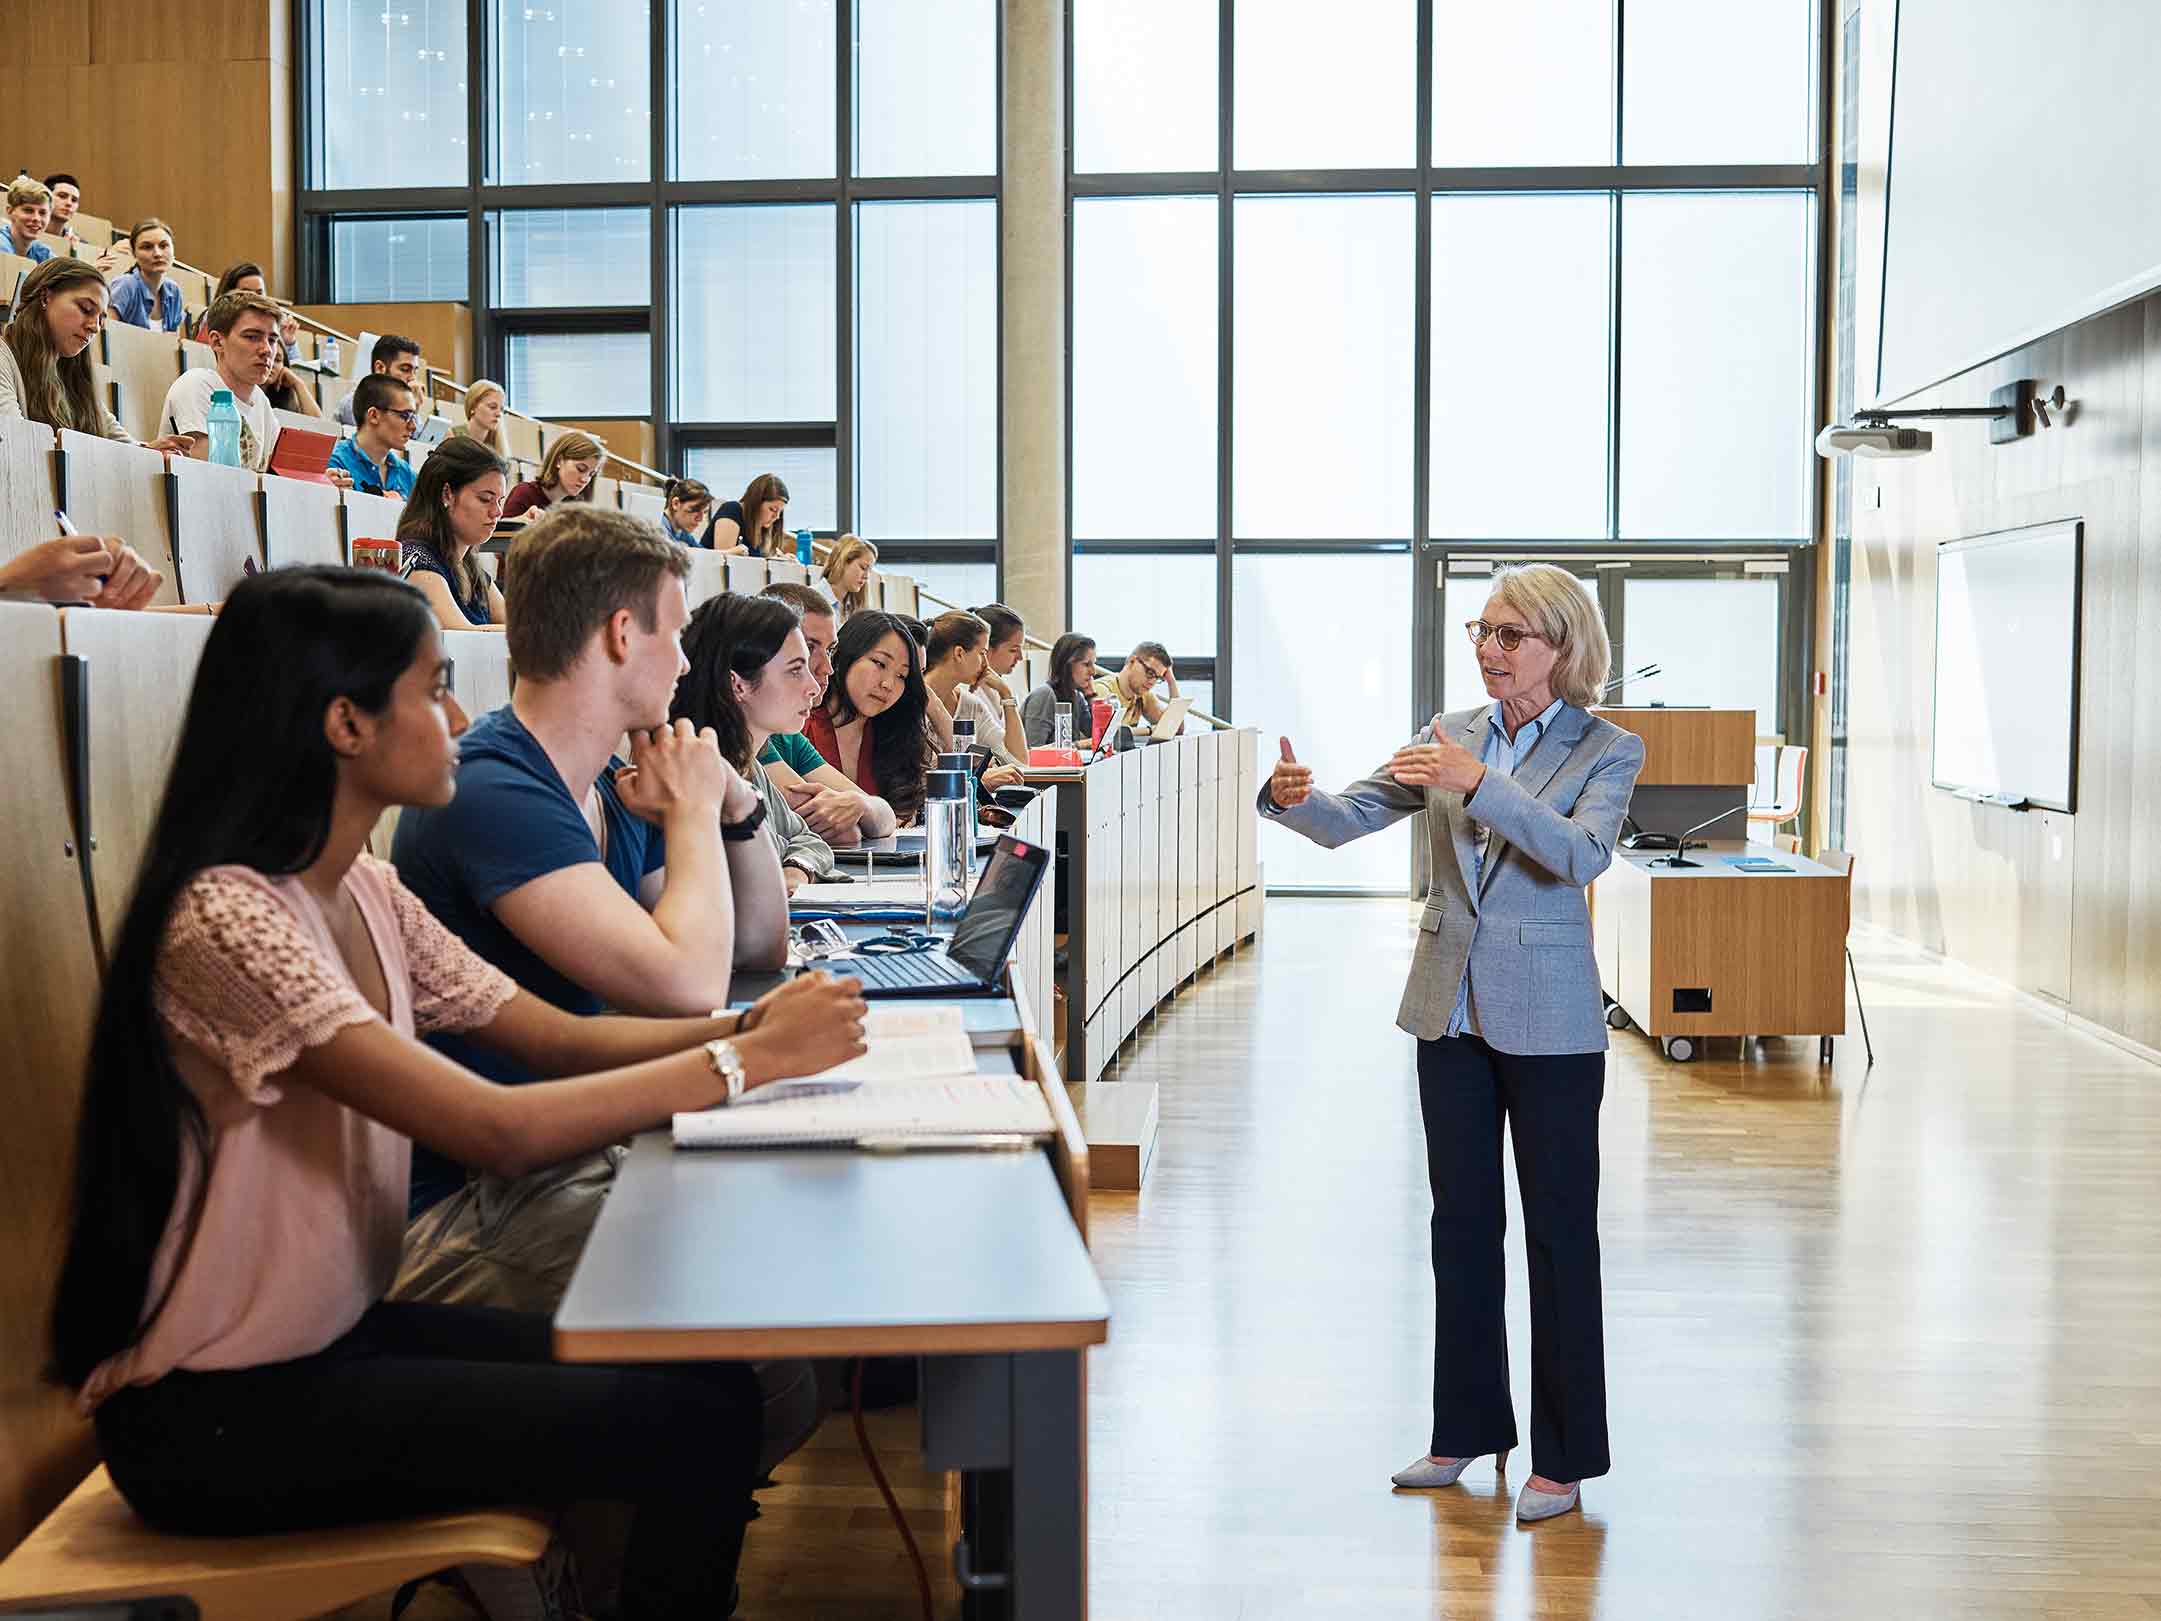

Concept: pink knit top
[[79, 856, 515, 1411]]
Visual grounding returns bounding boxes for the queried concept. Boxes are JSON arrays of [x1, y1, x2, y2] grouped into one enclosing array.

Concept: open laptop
[[817, 834, 1050, 998], [1145, 696, 1193, 740]]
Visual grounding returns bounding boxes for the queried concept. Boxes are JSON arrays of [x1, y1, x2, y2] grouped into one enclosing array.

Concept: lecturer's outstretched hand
[[1268, 737, 1314, 811]]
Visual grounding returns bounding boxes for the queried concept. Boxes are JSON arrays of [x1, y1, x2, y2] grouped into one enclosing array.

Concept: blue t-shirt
[[390, 705, 667, 1213], [328, 435, 416, 499]]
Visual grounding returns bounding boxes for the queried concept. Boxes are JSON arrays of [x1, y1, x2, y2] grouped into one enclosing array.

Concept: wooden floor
[[355, 898, 2161, 1619]]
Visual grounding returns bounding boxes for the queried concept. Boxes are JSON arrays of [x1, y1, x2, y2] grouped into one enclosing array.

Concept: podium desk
[[1592, 840, 1849, 1063]]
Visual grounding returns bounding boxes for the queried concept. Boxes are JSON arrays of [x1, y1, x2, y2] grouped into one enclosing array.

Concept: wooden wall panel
[[1841, 13, 2161, 1053], [85, 0, 272, 61], [554, 418, 658, 474], [290, 305, 474, 387]]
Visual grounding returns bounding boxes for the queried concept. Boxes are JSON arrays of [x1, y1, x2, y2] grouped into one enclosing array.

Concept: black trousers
[[1416, 1033, 1610, 1483], [94, 1302, 761, 1620]]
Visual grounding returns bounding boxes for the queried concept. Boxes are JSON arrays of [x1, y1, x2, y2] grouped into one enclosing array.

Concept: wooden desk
[[554, 1125, 1107, 1620], [1592, 840, 1848, 1062]]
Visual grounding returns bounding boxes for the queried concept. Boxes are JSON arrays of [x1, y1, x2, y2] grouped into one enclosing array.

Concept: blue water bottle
[[795, 527, 814, 566], [206, 389, 243, 468]]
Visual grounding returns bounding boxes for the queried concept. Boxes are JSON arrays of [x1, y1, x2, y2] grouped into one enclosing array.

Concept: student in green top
[[757, 581, 898, 845]]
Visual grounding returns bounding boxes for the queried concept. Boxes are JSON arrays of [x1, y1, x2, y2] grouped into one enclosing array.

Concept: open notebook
[[673, 1006, 1055, 1149]]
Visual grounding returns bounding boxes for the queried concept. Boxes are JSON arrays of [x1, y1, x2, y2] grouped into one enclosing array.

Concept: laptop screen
[[944, 835, 1050, 979]]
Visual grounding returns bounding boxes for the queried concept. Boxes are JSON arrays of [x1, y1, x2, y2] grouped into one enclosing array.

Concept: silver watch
[[704, 1037, 747, 1105]]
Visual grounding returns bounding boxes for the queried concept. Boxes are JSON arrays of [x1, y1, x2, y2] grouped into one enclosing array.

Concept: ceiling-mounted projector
[[1815, 423, 1933, 458], [1814, 380, 2065, 461]]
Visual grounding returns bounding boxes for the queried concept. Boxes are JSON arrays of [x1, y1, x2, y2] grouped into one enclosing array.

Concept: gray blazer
[[1262, 703, 1645, 1055]]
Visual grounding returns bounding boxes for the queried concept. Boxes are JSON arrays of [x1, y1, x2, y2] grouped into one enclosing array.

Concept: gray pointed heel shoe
[[1514, 1480, 1580, 1522], [1390, 1449, 1509, 1489]]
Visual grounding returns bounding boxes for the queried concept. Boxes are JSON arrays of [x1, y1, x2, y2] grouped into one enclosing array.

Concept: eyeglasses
[[1464, 619, 1553, 653], [393, 410, 420, 427]]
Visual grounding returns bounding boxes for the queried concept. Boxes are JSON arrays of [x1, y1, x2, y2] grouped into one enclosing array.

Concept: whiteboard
[[1877, 0, 2161, 404], [1930, 521, 2081, 812]]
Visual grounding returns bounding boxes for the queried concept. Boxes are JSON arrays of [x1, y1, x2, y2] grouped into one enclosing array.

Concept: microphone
[[1601, 662, 1661, 696], [1645, 803, 1749, 869]]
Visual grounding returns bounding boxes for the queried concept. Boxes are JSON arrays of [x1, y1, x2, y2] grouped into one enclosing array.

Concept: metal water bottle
[[923, 764, 972, 925]]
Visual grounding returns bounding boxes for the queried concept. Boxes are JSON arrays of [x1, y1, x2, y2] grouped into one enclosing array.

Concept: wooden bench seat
[[0, 1464, 550, 1621]]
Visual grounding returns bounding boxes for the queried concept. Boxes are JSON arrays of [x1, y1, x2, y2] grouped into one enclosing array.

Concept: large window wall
[[1070, 0, 1827, 889], [297, 0, 1000, 583]]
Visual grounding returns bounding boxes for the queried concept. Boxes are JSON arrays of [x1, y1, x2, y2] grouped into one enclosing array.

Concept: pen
[[53, 509, 76, 535], [856, 1134, 1033, 1153]]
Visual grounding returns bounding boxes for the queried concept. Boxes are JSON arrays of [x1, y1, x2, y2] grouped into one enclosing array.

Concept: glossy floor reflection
[[1083, 900, 2161, 1620]]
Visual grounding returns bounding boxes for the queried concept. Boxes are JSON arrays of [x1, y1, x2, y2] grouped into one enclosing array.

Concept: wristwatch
[[704, 1037, 748, 1105], [720, 800, 769, 842]]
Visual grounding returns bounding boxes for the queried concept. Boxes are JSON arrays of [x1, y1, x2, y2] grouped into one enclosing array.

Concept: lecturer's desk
[[1592, 840, 1849, 1062], [553, 1115, 1108, 1617]]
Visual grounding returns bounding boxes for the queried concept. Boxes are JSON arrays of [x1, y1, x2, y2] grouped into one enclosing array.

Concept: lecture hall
[[1, 2, 2156, 1618]]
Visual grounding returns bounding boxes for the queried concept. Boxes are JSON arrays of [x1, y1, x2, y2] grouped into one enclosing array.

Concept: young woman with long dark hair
[[1021, 632, 1099, 749], [803, 608, 935, 825], [0, 258, 188, 450], [672, 593, 834, 891], [396, 434, 510, 629], [47, 565, 866, 1618]]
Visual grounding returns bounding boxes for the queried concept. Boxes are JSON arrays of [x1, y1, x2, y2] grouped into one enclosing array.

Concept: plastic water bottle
[[795, 527, 814, 566], [206, 389, 242, 468], [320, 334, 339, 373], [951, 715, 980, 832], [923, 765, 972, 924], [1052, 703, 1075, 755]]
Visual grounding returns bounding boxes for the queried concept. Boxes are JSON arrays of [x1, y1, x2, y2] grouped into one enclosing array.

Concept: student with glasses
[[329, 375, 419, 499]]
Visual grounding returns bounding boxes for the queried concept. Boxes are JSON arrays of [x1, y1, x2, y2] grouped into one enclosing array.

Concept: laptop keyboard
[[838, 950, 972, 990]]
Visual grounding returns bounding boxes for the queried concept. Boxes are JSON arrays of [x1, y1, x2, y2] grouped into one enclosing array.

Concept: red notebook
[[268, 425, 337, 484]]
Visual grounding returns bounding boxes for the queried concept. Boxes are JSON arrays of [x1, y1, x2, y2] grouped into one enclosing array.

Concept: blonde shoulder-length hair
[[1486, 563, 1610, 709], [460, 378, 507, 453], [821, 532, 879, 617]]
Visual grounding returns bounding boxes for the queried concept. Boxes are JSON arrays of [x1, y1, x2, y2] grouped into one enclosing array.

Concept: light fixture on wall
[[1815, 379, 2067, 459]]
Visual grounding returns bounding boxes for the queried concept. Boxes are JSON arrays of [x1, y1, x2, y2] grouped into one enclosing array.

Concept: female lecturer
[[1260, 563, 1645, 1523]]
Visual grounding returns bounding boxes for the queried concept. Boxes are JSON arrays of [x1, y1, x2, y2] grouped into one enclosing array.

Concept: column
[[1001, 0, 1068, 638]]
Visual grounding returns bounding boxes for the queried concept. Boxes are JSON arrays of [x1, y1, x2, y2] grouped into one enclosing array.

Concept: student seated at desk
[[961, 602, 1031, 767], [108, 218, 187, 332], [42, 171, 83, 240], [0, 258, 188, 451], [4, 176, 56, 264], [673, 593, 835, 892], [757, 580, 901, 844], [504, 430, 601, 518], [389, 512, 820, 1480], [48, 564, 866, 1620], [1095, 638, 1180, 729], [923, 610, 1026, 791], [201, 263, 324, 418], [662, 476, 712, 547], [804, 609, 935, 827], [160, 291, 286, 474], [455, 378, 508, 454], [702, 471, 788, 557], [329, 375, 419, 499], [335, 334, 426, 427], [819, 532, 876, 620], [1022, 632, 1100, 749], [397, 435, 509, 630]]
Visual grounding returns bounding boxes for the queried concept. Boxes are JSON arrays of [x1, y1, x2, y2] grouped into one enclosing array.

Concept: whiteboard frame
[[1928, 519, 2083, 814]]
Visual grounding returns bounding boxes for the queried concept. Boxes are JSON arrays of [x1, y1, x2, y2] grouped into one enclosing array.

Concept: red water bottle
[[1089, 697, 1113, 746]]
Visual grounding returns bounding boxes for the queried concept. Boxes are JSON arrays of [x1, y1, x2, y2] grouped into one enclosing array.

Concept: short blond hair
[[7, 178, 51, 213], [1486, 563, 1610, 709]]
